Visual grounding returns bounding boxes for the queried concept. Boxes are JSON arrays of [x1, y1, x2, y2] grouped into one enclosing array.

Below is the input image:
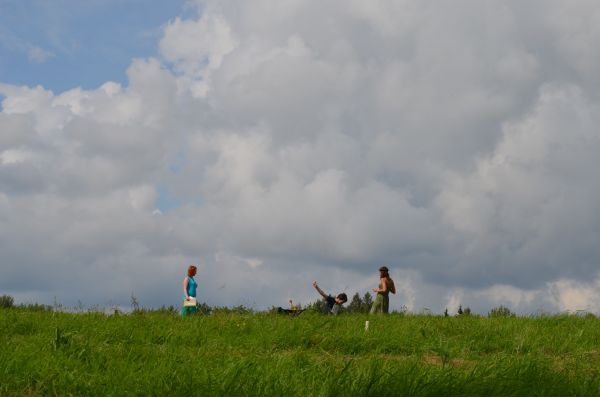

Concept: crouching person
[[312, 281, 347, 315]]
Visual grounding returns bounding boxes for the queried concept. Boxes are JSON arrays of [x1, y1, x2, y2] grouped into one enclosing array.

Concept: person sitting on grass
[[312, 281, 347, 315], [289, 299, 301, 312], [277, 299, 304, 315]]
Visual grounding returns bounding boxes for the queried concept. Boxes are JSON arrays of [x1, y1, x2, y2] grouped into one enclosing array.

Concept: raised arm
[[313, 281, 328, 299]]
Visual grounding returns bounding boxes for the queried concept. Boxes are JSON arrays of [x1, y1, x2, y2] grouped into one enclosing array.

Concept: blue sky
[[0, 0, 192, 212], [0, 0, 189, 93]]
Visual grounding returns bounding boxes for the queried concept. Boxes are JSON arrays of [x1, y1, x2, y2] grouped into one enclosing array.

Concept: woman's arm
[[373, 278, 388, 293], [380, 278, 388, 293], [183, 277, 189, 300]]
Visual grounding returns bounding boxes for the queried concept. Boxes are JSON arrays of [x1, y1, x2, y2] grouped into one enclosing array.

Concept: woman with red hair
[[181, 265, 198, 316]]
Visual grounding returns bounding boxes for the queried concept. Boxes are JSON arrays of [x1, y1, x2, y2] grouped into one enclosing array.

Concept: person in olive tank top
[[181, 265, 198, 316], [370, 266, 396, 314]]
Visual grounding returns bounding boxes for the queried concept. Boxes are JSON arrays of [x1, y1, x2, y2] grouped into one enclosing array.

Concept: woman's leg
[[181, 304, 197, 316], [370, 294, 383, 314], [382, 295, 389, 314]]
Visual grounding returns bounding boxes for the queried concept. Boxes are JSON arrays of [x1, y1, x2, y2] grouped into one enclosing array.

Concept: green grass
[[2, 309, 600, 396]]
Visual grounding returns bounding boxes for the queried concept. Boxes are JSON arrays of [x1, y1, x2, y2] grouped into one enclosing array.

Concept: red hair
[[187, 265, 197, 277]]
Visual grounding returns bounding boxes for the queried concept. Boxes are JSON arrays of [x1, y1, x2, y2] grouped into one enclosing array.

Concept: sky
[[0, 0, 189, 92], [2, 0, 600, 314]]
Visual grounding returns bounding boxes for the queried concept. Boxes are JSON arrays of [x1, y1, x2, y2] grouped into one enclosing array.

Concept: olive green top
[[378, 278, 395, 296]]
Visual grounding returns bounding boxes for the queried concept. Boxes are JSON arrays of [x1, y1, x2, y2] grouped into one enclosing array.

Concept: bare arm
[[373, 277, 388, 293], [313, 281, 328, 299], [183, 277, 189, 300]]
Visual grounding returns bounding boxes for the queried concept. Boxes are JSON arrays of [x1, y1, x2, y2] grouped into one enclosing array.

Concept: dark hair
[[187, 265, 197, 277], [336, 293, 348, 303], [379, 266, 390, 278]]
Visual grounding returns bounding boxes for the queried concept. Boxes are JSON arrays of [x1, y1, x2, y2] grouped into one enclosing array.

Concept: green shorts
[[370, 293, 389, 314]]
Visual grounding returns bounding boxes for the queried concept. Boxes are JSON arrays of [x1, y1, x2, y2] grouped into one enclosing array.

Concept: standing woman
[[181, 265, 198, 316], [370, 266, 396, 314]]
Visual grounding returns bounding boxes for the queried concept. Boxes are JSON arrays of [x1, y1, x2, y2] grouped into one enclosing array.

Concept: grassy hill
[[2, 308, 600, 396]]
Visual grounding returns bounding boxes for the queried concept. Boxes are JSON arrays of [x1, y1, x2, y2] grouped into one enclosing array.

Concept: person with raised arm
[[312, 281, 347, 315]]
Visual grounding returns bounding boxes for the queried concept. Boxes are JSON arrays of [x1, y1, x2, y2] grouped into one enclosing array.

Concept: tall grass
[[1, 309, 599, 396]]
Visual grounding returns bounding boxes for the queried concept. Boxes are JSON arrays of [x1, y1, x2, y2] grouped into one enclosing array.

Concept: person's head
[[379, 266, 390, 278], [187, 265, 197, 277], [335, 293, 348, 305]]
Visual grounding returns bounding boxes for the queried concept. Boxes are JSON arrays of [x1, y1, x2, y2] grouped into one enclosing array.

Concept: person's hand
[[312, 281, 318, 288], [185, 296, 190, 301], [372, 288, 378, 293]]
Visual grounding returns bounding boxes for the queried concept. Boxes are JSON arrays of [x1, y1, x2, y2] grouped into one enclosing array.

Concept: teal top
[[185, 276, 197, 298]]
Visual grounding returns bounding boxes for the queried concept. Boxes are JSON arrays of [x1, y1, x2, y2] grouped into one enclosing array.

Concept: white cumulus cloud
[[2, 0, 600, 313]]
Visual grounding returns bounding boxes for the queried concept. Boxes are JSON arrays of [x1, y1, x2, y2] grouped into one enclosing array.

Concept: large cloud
[[2, 0, 600, 313]]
